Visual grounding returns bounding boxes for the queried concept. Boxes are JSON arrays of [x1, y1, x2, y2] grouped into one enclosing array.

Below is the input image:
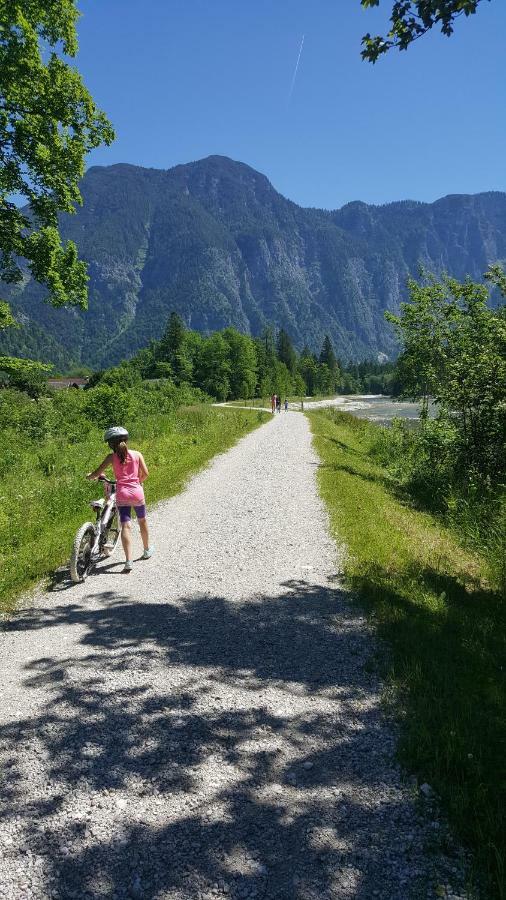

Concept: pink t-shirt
[[112, 449, 145, 506]]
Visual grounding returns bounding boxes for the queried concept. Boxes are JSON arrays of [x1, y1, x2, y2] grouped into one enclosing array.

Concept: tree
[[254, 327, 278, 397], [0, 355, 51, 397], [0, 301, 16, 330], [0, 0, 114, 308], [316, 363, 335, 395], [386, 273, 455, 416], [388, 271, 506, 480], [130, 343, 158, 380], [298, 347, 319, 396], [222, 328, 257, 400], [158, 312, 192, 384], [319, 335, 337, 370], [194, 333, 231, 401], [319, 335, 340, 390], [272, 360, 293, 398], [361, 1, 489, 62], [485, 263, 506, 297], [276, 328, 297, 375]]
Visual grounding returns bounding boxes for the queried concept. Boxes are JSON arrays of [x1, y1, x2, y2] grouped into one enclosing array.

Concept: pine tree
[[319, 335, 338, 374], [318, 335, 340, 392], [276, 328, 297, 375], [158, 312, 192, 384], [255, 327, 278, 396]]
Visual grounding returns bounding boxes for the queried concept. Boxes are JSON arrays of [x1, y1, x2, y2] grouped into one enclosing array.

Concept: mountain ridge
[[2, 155, 505, 368]]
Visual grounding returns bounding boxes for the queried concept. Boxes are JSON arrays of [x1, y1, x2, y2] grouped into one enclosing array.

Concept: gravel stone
[[0, 413, 475, 898]]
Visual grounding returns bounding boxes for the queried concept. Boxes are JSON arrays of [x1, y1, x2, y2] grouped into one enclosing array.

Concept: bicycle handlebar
[[98, 475, 116, 485]]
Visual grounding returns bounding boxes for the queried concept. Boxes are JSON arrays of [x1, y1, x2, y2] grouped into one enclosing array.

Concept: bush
[[139, 380, 209, 414], [52, 390, 94, 444], [83, 384, 132, 429], [404, 417, 460, 510], [0, 388, 33, 430]]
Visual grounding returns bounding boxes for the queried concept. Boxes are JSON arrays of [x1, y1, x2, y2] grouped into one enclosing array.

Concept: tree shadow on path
[[1, 583, 462, 900]]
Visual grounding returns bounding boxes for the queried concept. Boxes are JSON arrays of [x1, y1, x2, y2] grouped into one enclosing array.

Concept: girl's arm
[[87, 454, 113, 480], [138, 453, 149, 483]]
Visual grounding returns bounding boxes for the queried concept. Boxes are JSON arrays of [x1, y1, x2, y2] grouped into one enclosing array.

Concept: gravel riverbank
[[0, 412, 472, 899]]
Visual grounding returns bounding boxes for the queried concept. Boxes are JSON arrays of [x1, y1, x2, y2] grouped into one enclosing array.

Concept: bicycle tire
[[70, 522, 96, 583]]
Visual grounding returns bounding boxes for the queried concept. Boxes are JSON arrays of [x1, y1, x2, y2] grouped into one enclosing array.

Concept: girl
[[87, 426, 154, 573]]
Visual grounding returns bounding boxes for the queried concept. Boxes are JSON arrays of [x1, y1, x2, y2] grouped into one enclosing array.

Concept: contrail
[[288, 34, 305, 104]]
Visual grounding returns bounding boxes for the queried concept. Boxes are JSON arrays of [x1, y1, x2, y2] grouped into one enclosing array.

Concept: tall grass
[[309, 408, 505, 898], [368, 417, 506, 594], [0, 401, 267, 611]]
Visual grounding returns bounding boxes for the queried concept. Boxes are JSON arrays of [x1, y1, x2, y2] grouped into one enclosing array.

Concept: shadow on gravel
[[1, 584, 453, 900]]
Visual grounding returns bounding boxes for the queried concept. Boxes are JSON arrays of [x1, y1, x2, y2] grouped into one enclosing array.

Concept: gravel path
[[0, 413, 471, 900]]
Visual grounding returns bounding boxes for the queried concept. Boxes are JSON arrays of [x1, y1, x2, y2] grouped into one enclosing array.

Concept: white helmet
[[104, 426, 129, 443]]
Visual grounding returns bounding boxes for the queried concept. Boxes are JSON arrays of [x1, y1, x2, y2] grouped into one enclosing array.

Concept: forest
[[64, 317, 398, 400]]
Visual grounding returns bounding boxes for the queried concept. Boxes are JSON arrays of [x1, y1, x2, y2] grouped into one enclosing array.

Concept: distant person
[[301, 399, 304, 411], [284, 398, 288, 412], [271, 394, 276, 414], [276, 396, 281, 413], [87, 426, 154, 574]]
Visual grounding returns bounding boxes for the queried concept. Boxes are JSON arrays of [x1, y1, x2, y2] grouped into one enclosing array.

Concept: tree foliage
[[388, 271, 505, 483], [361, 1, 489, 62], [194, 333, 231, 401], [0, 0, 114, 307], [0, 300, 16, 329], [276, 328, 297, 375], [222, 328, 257, 400], [157, 312, 193, 384], [319, 334, 339, 374], [0, 354, 51, 396]]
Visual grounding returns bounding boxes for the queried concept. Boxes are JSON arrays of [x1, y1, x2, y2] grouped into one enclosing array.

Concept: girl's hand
[[86, 473, 97, 480]]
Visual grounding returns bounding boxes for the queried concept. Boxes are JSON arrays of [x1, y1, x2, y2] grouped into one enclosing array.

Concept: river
[[303, 394, 430, 426]]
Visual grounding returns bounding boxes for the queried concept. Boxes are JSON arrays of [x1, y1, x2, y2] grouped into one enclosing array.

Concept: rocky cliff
[[2, 155, 505, 367]]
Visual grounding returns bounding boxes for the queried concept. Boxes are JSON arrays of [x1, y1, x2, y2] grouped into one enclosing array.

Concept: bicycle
[[69, 476, 121, 583]]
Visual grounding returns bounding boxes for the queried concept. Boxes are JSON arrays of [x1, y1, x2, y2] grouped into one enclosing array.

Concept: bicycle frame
[[90, 477, 117, 557]]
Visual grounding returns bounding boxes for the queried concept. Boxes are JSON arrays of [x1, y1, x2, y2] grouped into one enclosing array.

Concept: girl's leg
[[138, 516, 150, 551], [121, 520, 133, 561]]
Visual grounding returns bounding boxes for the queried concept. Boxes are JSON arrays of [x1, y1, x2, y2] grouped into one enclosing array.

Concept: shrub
[[83, 384, 132, 429], [0, 388, 33, 430]]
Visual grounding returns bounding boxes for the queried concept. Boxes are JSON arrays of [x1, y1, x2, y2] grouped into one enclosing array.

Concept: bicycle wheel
[[102, 509, 120, 557], [70, 522, 96, 583]]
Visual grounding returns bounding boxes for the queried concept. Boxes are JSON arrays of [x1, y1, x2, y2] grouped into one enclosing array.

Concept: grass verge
[[308, 408, 505, 898], [0, 405, 268, 613]]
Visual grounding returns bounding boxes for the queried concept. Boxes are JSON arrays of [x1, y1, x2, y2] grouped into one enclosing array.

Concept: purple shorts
[[118, 504, 146, 524]]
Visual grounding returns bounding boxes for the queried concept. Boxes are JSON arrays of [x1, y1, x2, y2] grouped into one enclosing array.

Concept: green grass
[[0, 405, 268, 612], [309, 408, 506, 898]]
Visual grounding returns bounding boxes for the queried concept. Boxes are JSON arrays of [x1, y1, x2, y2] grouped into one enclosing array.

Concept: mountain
[[2, 156, 506, 368]]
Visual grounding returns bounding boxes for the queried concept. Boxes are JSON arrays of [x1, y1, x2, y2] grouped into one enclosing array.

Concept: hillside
[[2, 155, 505, 367]]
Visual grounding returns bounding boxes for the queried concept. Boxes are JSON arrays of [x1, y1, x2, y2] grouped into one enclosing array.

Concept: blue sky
[[78, 0, 505, 209]]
